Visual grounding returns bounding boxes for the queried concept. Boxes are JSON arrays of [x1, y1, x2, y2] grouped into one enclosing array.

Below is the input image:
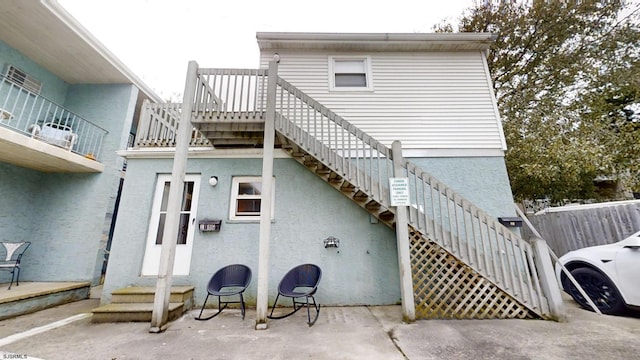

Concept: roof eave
[[256, 32, 497, 52]]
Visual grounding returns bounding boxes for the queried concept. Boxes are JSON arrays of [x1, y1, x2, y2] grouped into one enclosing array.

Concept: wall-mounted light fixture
[[208, 176, 218, 187], [324, 236, 340, 248]]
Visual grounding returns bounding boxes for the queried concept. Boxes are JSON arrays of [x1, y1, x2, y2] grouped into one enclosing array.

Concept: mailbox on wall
[[198, 219, 222, 232], [498, 217, 523, 228]]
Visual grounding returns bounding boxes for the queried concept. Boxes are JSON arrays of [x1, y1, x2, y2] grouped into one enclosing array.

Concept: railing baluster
[[1, 76, 108, 158], [154, 68, 549, 316]]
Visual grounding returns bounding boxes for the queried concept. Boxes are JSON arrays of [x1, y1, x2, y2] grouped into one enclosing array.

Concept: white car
[[556, 230, 640, 314]]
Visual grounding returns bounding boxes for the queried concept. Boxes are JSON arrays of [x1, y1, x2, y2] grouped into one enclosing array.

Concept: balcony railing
[[0, 76, 108, 160], [135, 101, 211, 148]]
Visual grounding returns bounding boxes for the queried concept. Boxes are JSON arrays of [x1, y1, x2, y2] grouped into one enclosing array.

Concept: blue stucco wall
[[0, 83, 138, 285], [0, 164, 42, 242], [103, 153, 518, 307], [0, 41, 69, 104], [103, 156, 402, 307], [409, 156, 517, 219]]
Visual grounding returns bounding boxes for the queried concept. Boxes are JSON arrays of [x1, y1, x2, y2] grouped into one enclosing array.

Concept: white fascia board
[[42, 0, 163, 103], [257, 32, 497, 52]]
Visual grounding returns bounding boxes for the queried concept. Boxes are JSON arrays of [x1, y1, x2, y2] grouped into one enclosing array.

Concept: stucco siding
[[0, 163, 41, 243], [104, 152, 520, 307], [0, 84, 137, 284], [260, 50, 505, 151], [411, 156, 517, 219], [103, 157, 401, 307], [0, 41, 69, 104]]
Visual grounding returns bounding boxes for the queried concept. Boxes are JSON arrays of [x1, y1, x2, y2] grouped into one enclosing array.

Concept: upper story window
[[329, 56, 373, 91], [229, 176, 275, 221]]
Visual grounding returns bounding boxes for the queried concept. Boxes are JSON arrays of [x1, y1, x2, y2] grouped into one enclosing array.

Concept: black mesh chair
[[195, 264, 252, 321], [268, 263, 322, 326]]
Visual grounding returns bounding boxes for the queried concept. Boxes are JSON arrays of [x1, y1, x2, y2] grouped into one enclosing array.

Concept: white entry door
[[141, 174, 200, 276]]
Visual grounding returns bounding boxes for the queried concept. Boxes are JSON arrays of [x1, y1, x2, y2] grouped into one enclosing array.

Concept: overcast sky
[[57, 0, 474, 99]]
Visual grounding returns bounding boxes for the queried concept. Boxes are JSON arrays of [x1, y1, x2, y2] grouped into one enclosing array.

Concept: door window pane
[[156, 180, 195, 245]]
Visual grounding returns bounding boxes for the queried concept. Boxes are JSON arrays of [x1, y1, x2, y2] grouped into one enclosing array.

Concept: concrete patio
[[0, 293, 638, 360]]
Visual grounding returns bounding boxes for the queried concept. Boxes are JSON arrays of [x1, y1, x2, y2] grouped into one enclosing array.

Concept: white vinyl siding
[[260, 51, 506, 152]]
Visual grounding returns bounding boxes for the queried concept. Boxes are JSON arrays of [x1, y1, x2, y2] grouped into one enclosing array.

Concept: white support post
[[391, 141, 416, 323], [531, 238, 568, 321], [255, 56, 279, 330], [149, 61, 199, 333]]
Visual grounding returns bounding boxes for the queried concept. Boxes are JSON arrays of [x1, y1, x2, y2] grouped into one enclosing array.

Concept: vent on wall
[[5, 65, 42, 94]]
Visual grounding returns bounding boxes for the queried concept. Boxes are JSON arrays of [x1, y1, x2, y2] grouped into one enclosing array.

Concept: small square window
[[229, 176, 275, 221], [329, 57, 373, 91]]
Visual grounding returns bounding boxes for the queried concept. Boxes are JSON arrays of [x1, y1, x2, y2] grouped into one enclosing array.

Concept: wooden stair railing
[[135, 67, 552, 319], [271, 76, 549, 319]]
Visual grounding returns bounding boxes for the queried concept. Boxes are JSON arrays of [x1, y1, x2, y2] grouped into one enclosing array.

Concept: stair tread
[[111, 286, 194, 296], [92, 302, 183, 313]]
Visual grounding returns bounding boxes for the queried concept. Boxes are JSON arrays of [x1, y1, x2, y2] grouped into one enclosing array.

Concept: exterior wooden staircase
[[135, 66, 554, 320], [91, 286, 194, 323]]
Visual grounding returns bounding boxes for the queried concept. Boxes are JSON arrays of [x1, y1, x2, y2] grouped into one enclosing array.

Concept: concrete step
[[91, 285, 195, 323], [110, 286, 194, 309], [0, 282, 91, 321], [91, 302, 184, 323]]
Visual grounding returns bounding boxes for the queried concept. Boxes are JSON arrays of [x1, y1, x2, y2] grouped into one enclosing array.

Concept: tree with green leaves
[[438, 0, 640, 202]]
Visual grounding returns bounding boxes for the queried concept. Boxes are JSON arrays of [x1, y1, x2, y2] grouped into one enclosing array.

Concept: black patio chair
[[195, 264, 252, 321], [0, 241, 31, 290], [268, 263, 322, 326]]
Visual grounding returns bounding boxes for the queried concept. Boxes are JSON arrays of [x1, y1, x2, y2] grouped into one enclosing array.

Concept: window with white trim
[[229, 176, 275, 221], [329, 56, 373, 91]]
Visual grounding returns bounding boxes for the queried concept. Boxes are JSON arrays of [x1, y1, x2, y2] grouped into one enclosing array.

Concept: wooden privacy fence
[[523, 200, 640, 256]]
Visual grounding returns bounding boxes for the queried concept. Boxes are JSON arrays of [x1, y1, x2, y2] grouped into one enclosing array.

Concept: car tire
[[564, 267, 626, 315]]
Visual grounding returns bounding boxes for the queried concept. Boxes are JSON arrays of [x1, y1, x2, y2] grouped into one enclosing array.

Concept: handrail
[[400, 161, 546, 312], [272, 73, 546, 314], [135, 101, 210, 148], [194, 68, 268, 119], [275, 77, 394, 205], [134, 67, 548, 314], [0, 76, 108, 160]]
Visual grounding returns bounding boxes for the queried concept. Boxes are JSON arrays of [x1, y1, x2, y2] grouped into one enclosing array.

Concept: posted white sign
[[389, 177, 410, 206]]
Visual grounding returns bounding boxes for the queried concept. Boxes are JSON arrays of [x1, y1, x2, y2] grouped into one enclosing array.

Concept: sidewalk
[[0, 295, 638, 360]]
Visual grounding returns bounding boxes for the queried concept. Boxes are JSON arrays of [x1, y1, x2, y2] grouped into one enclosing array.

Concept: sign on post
[[389, 177, 410, 206]]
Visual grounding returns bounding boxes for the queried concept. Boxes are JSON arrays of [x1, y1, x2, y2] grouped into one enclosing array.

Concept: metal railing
[[0, 76, 108, 160]]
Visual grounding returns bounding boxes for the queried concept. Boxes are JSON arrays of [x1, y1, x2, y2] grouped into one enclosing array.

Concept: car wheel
[[565, 267, 626, 315]]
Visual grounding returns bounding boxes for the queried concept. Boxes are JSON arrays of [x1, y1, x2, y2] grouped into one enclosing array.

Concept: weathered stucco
[[103, 153, 518, 307], [103, 157, 401, 307]]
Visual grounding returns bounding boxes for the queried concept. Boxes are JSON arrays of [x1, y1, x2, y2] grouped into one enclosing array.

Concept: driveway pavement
[[0, 295, 638, 360]]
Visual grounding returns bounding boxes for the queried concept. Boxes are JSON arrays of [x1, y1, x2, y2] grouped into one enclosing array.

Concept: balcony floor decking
[[0, 126, 103, 172]]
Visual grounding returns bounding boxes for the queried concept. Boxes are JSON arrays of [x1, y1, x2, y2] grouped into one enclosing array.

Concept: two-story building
[[102, 32, 563, 327], [0, 0, 161, 295]]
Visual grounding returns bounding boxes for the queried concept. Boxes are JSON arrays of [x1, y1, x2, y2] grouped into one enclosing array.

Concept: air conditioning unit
[[5, 65, 42, 94]]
